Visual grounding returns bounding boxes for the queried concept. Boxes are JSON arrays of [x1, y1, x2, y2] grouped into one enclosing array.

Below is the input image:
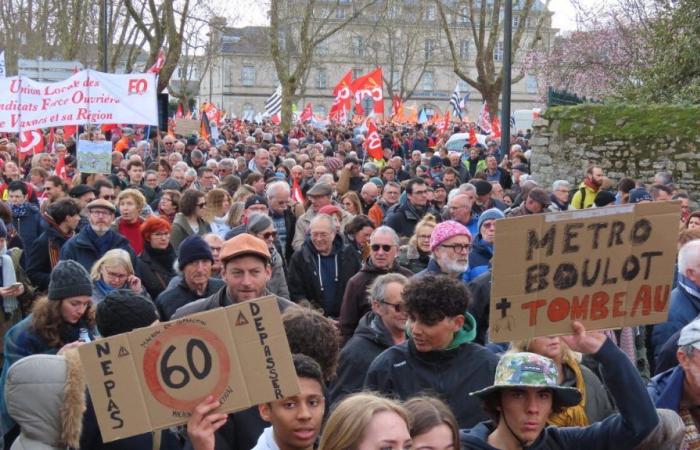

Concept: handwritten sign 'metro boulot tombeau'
[[489, 202, 679, 342], [78, 296, 299, 443]]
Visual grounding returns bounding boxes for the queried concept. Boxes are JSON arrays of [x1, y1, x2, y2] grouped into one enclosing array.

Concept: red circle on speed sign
[[142, 323, 231, 411]]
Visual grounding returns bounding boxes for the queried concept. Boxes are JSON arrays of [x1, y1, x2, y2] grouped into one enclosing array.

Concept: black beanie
[[178, 235, 213, 271], [48, 260, 93, 301], [96, 290, 158, 337]]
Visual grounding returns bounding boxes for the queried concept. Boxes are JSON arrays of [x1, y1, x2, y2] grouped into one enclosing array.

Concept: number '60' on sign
[[142, 323, 231, 411]]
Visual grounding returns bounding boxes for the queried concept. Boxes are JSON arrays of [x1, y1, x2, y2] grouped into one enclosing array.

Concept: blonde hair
[[117, 188, 146, 210], [409, 213, 437, 248], [204, 188, 231, 221], [90, 249, 134, 281], [318, 393, 410, 450], [510, 336, 579, 364]]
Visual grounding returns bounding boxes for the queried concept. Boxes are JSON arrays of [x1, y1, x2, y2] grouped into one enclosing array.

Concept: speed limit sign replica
[[78, 296, 299, 442]]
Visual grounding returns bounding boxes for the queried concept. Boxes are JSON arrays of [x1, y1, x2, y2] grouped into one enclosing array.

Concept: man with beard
[[384, 178, 436, 239], [417, 220, 472, 280], [59, 199, 137, 274], [570, 165, 604, 209]]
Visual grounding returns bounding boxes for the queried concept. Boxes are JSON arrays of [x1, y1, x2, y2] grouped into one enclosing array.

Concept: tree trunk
[[280, 82, 295, 133]]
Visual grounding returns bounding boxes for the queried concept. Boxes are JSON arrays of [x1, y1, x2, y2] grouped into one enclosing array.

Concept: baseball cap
[[220, 234, 271, 264]]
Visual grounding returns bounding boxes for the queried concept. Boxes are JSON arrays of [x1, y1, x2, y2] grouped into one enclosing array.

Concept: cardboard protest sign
[[0, 70, 158, 132], [77, 140, 112, 174], [489, 202, 678, 342], [78, 296, 299, 442], [173, 118, 200, 136]]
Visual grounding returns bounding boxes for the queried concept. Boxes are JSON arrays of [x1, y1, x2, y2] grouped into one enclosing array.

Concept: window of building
[[494, 41, 503, 62], [391, 69, 400, 90], [353, 68, 363, 79], [241, 66, 255, 86], [424, 39, 436, 60], [315, 41, 329, 56], [388, 3, 401, 19], [513, 14, 520, 28], [424, 5, 436, 21], [351, 36, 364, 57], [459, 39, 469, 59], [242, 103, 255, 121], [526, 74, 538, 93], [458, 79, 469, 92], [458, 6, 469, 24], [315, 67, 328, 89], [336, 6, 346, 19], [421, 71, 434, 91]]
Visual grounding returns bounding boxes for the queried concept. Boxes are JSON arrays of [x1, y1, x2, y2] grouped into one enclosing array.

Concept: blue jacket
[[461, 339, 659, 449], [464, 235, 492, 282], [11, 204, 44, 268], [647, 365, 684, 412], [59, 226, 137, 275], [652, 283, 700, 360]]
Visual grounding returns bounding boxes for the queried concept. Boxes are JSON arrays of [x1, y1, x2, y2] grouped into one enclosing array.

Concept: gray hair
[[363, 162, 378, 173], [219, 158, 236, 170], [552, 180, 571, 191], [371, 226, 400, 246], [634, 409, 684, 450], [255, 148, 269, 158], [191, 149, 203, 160], [310, 213, 338, 233], [679, 240, 700, 274], [448, 183, 475, 202], [368, 273, 409, 305], [206, 159, 218, 169], [266, 180, 291, 199], [185, 168, 197, 178]]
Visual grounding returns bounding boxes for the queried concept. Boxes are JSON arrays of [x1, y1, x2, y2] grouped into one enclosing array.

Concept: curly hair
[[31, 297, 96, 348], [403, 275, 470, 325], [282, 306, 340, 383]]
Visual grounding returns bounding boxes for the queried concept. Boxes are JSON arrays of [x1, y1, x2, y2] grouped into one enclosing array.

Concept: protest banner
[[77, 140, 112, 174], [0, 70, 158, 132], [173, 118, 200, 136], [489, 202, 679, 342], [78, 296, 299, 442]]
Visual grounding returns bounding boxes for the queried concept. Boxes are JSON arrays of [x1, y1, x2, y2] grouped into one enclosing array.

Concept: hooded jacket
[[338, 259, 413, 343], [364, 314, 499, 428], [5, 352, 85, 450], [331, 312, 397, 404], [287, 235, 358, 317], [26, 224, 72, 292], [465, 235, 493, 282], [460, 340, 658, 450]]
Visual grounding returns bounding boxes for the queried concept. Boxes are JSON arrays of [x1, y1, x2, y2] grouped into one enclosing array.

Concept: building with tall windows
[[199, 1, 556, 121]]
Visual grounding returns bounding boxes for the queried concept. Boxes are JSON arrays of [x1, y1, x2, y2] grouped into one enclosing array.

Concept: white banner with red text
[[0, 70, 158, 132]]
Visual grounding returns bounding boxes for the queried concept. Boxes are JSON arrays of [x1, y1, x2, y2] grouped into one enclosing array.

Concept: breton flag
[[450, 84, 462, 119], [265, 85, 282, 117]]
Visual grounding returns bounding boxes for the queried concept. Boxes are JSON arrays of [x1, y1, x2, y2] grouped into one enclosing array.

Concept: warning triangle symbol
[[118, 346, 130, 357], [235, 311, 249, 326]]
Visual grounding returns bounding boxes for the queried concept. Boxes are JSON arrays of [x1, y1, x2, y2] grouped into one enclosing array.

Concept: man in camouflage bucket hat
[[461, 321, 658, 449]]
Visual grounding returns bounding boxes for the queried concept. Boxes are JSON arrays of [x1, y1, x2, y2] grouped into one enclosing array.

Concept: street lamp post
[[501, 0, 512, 155]]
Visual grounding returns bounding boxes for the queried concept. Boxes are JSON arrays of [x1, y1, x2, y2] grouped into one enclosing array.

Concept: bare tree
[[269, 0, 377, 131], [436, 0, 553, 117]]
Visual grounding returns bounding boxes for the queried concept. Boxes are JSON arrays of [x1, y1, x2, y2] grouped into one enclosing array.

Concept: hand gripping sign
[[489, 202, 678, 342], [78, 296, 299, 442]]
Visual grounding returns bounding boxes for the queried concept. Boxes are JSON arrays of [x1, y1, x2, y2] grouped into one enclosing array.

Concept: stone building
[[199, 1, 557, 120]]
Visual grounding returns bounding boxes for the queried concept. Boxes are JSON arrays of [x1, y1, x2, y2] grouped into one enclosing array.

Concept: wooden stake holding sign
[[489, 202, 679, 342], [78, 296, 299, 442]]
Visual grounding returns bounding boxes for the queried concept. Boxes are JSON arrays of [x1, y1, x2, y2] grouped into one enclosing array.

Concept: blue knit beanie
[[477, 208, 505, 234], [178, 235, 213, 271]]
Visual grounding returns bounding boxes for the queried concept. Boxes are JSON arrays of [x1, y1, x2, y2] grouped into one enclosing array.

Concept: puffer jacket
[[465, 235, 493, 282], [330, 312, 397, 405], [652, 281, 700, 361], [5, 352, 85, 450]]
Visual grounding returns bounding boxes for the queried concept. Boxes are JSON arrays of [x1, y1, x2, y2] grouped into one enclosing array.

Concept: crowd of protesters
[[0, 116, 696, 450]]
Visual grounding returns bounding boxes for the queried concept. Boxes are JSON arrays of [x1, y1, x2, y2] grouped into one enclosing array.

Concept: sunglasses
[[262, 231, 278, 240], [371, 244, 394, 252], [380, 299, 404, 313]]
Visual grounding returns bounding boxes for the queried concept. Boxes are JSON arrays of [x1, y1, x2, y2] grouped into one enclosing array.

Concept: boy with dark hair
[[188, 354, 326, 450]]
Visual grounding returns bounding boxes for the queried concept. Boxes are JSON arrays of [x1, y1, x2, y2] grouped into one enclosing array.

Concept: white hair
[[448, 183, 475, 202], [266, 180, 291, 199], [679, 240, 700, 274], [185, 168, 197, 178], [173, 161, 188, 172], [552, 180, 571, 191]]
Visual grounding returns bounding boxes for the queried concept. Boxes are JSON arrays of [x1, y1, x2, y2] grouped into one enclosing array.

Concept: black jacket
[[287, 235, 358, 317], [271, 208, 297, 262], [155, 277, 225, 320], [331, 312, 396, 405], [339, 259, 413, 343], [364, 339, 499, 429], [383, 202, 436, 239], [170, 285, 296, 320], [138, 245, 177, 301], [467, 271, 492, 346], [26, 226, 71, 292]]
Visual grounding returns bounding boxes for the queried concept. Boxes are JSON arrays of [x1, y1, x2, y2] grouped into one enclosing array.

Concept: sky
[[225, 0, 602, 34]]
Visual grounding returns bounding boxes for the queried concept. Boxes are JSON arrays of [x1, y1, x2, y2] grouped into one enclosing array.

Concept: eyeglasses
[[380, 299, 405, 313], [101, 195, 116, 200], [197, 202, 206, 208], [152, 231, 170, 238], [417, 234, 432, 241], [262, 231, 278, 240], [105, 271, 128, 280], [371, 244, 394, 252], [90, 209, 113, 217], [441, 243, 471, 253]]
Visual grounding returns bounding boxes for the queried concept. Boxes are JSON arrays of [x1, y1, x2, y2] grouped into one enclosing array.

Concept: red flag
[[175, 103, 184, 119], [54, 154, 68, 180], [491, 115, 501, 140], [19, 130, 44, 155], [148, 49, 166, 74], [63, 125, 77, 141], [469, 125, 477, 146], [48, 127, 55, 152], [351, 68, 384, 116], [477, 102, 492, 133], [439, 110, 451, 136], [299, 103, 313, 122], [200, 110, 211, 141], [364, 118, 383, 160], [329, 70, 353, 123], [271, 113, 281, 125], [391, 95, 402, 118]]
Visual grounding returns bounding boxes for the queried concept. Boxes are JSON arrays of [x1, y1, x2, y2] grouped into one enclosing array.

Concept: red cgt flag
[[148, 49, 166, 74], [439, 110, 451, 136], [329, 70, 353, 123], [19, 130, 45, 155], [299, 103, 313, 122], [175, 103, 184, 119], [491, 115, 501, 140], [364, 117, 383, 160], [469, 125, 477, 146], [351, 68, 384, 116]]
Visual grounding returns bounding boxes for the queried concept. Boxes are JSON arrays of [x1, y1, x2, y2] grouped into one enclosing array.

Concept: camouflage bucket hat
[[470, 352, 582, 407]]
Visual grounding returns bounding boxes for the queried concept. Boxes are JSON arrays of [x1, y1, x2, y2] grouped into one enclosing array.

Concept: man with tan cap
[[171, 233, 296, 319]]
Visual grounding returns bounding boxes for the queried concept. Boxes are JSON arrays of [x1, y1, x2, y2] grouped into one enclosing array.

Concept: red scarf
[[118, 217, 144, 255]]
